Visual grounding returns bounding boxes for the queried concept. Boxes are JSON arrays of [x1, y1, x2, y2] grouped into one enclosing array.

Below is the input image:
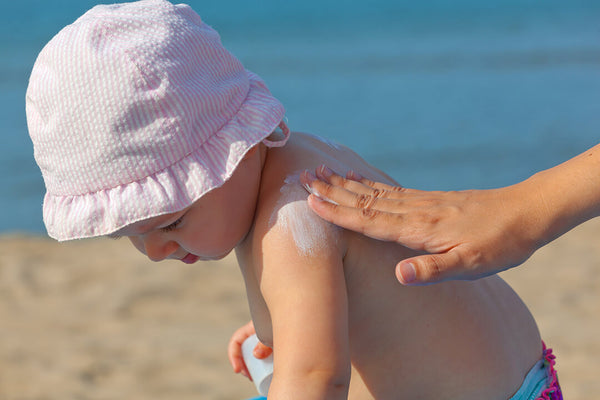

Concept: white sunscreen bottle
[[242, 334, 273, 397]]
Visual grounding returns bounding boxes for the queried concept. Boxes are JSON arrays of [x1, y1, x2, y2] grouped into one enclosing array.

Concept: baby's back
[[261, 132, 542, 399], [344, 236, 541, 399]]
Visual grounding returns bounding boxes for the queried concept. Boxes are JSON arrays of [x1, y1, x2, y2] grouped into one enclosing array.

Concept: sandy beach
[[1, 218, 599, 399]]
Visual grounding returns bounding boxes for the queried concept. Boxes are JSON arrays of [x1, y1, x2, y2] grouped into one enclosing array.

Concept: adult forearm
[[528, 143, 600, 249]]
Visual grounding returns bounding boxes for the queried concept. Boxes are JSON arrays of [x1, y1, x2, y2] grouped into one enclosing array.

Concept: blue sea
[[1, 0, 599, 235]]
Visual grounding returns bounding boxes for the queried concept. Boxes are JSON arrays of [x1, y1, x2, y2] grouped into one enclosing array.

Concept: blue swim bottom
[[245, 343, 562, 400], [509, 342, 563, 400]]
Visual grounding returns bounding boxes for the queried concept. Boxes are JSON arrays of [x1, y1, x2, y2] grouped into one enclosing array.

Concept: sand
[[1, 218, 599, 399]]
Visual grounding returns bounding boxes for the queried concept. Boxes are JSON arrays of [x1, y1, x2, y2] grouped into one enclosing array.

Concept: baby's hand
[[227, 320, 273, 380]]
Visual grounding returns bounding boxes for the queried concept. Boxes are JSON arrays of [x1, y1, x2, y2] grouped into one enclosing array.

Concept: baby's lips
[[181, 253, 200, 264]]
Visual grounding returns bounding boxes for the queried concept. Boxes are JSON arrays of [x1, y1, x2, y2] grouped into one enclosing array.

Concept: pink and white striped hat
[[26, 0, 289, 241]]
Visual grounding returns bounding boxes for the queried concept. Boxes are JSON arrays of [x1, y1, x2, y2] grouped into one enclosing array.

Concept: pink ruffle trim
[[537, 342, 563, 400]]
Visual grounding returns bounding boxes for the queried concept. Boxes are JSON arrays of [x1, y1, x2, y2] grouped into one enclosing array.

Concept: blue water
[[1, 0, 599, 235]]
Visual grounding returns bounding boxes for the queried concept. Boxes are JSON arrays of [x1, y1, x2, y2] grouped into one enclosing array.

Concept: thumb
[[396, 251, 463, 285], [253, 342, 273, 359]]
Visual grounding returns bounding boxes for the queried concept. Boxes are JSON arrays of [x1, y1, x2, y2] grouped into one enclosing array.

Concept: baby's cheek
[[127, 236, 146, 256]]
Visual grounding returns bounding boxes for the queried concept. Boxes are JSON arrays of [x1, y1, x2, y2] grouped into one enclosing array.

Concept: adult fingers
[[307, 194, 409, 242], [317, 165, 411, 197], [302, 171, 369, 205], [303, 171, 410, 213], [307, 168, 378, 197], [345, 169, 412, 194], [313, 165, 424, 200]]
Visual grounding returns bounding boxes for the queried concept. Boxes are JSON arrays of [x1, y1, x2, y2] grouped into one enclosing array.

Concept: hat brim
[[43, 71, 286, 241]]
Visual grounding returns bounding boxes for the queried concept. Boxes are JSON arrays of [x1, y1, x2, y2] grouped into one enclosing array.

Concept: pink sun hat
[[26, 0, 289, 241]]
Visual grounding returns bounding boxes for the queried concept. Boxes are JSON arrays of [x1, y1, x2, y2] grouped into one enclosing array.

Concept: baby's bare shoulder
[[258, 172, 344, 258]]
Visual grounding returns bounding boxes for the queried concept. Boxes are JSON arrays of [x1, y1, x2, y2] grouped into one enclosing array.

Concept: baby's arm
[[258, 219, 350, 399]]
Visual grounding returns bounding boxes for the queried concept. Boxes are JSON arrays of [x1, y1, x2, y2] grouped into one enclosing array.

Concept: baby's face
[[123, 163, 261, 264]]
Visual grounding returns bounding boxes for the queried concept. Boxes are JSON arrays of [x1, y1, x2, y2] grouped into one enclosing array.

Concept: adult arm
[[302, 143, 600, 285]]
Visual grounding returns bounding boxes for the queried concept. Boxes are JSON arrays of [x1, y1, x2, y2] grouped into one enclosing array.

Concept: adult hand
[[302, 167, 539, 284], [302, 142, 600, 285], [227, 320, 273, 380]]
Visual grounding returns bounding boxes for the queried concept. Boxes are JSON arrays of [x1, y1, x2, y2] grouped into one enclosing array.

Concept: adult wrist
[[524, 166, 595, 249]]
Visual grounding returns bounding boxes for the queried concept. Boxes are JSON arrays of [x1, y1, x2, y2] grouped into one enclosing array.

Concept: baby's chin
[[197, 249, 233, 262]]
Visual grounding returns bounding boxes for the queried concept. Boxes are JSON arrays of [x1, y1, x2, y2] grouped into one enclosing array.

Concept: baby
[[26, 1, 562, 399]]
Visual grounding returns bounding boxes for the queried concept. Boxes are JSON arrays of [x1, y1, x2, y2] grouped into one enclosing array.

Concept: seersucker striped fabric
[[26, 0, 289, 241]]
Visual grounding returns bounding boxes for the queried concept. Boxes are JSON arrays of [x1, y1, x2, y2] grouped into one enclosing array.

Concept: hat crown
[[26, 0, 248, 196], [25, 0, 286, 241]]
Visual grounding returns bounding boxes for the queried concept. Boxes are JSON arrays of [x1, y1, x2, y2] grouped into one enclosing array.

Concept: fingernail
[[347, 170, 364, 180], [399, 262, 416, 283], [309, 192, 339, 206], [318, 165, 333, 178], [308, 194, 324, 203], [302, 169, 317, 182]]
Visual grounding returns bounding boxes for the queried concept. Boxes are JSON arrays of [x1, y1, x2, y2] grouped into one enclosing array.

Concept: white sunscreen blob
[[269, 173, 331, 257]]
